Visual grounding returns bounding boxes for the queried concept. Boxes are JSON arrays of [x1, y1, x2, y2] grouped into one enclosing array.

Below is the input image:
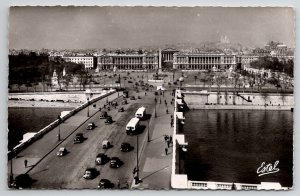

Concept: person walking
[[165, 147, 168, 155], [24, 159, 28, 168], [167, 139, 170, 148]]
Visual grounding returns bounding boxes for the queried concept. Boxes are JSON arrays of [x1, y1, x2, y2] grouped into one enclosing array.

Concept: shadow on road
[[141, 165, 169, 181]]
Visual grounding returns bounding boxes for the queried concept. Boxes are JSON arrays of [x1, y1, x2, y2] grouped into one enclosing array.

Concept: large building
[[97, 53, 158, 70], [173, 52, 237, 70], [63, 55, 96, 69]]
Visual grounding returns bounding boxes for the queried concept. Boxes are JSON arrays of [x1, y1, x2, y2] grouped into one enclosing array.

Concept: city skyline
[[9, 6, 295, 50]]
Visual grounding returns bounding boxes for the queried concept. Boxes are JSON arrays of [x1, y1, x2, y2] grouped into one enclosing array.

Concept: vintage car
[[56, 147, 68, 157], [74, 133, 84, 144], [86, 122, 95, 130]]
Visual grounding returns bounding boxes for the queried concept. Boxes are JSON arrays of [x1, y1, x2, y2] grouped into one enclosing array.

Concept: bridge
[[8, 87, 175, 189]]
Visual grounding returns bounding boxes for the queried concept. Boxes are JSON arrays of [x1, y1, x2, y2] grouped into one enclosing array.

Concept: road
[[26, 89, 155, 189]]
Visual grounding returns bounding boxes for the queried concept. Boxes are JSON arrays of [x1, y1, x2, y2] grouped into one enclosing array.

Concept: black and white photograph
[[7, 6, 294, 190]]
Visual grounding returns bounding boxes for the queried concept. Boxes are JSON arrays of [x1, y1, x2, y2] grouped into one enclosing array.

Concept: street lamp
[[147, 118, 150, 142], [135, 134, 141, 185], [57, 115, 61, 141], [9, 150, 14, 186], [154, 98, 157, 118], [87, 97, 90, 117]]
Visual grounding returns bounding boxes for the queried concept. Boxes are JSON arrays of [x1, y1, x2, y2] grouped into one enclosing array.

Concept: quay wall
[[183, 91, 293, 110], [8, 90, 116, 159]]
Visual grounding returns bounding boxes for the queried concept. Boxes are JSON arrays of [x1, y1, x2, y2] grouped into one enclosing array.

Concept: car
[[102, 140, 111, 149], [128, 80, 133, 83], [112, 101, 118, 107], [100, 111, 108, 119], [108, 76, 112, 78], [74, 133, 84, 144], [105, 116, 113, 124], [83, 168, 98, 179], [115, 80, 120, 83], [137, 96, 141, 99], [11, 174, 32, 189], [86, 122, 95, 130], [120, 142, 132, 152], [154, 92, 158, 96], [168, 82, 172, 85], [56, 147, 68, 157], [130, 96, 135, 100], [95, 153, 108, 165], [110, 157, 122, 168], [173, 81, 177, 85], [98, 179, 114, 189], [118, 107, 124, 112], [149, 85, 154, 87]]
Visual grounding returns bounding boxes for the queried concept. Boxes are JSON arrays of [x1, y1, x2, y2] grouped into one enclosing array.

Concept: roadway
[[24, 89, 155, 189]]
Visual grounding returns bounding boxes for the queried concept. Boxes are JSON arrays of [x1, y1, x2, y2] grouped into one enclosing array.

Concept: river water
[[182, 110, 293, 187], [8, 107, 74, 149]]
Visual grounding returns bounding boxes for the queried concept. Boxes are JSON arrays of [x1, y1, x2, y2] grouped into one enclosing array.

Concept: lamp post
[[87, 97, 90, 117], [135, 134, 140, 184], [57, 115, 61, 141], [9, 150, 14, 186], [147, 118, 150, 142], [154, 98, 157, 118]]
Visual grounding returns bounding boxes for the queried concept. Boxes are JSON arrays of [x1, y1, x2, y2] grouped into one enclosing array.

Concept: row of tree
[[250, 57, 294, 77], [9, 52, 89, 91]]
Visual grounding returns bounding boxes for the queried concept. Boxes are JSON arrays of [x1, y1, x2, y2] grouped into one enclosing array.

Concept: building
[[63, 55, 96, 69], [97, 53, 158, 70], [241, 55, 259, 69], [173, 52, 237, 70]]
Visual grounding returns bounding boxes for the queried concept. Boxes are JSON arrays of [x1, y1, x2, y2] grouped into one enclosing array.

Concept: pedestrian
[[167, 140, 170, 148], [169, 136, 173, 144], [171, 114, 173, 119], [117, 179, 121, 189], [145, 92, 147, 96], [24, 159, 28, 168], [164, 135, 169, 142], [166, 109, 169, 114], [165, 147, 168, 155], [170, 121, 173, 127]]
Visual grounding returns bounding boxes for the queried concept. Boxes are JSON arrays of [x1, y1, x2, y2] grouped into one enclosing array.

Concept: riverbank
[[8, 100, 83, 108]]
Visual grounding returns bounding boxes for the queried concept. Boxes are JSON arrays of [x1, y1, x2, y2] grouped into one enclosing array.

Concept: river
[[182, 110, 293, 187], [8, 107, 74, 149]]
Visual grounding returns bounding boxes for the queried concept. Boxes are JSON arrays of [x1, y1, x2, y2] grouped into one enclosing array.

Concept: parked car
[[95, 153, 108, 165], [110, 157, 122, 168], [120, 143, 132, 152], [102, 140, 111, 149], [98, 179, 114, 189], [100, 111, 108, 119], [74, 133, 84, 144], [11, 174, 32, 189], [118, 107, 124, 112], [128, 80, 133, 83], [130, 96, 135, 100], [105, 116, 113, 124], [86, 122, 95, 130], [56, 147, 68, 157], [83, 168, 98, 179]]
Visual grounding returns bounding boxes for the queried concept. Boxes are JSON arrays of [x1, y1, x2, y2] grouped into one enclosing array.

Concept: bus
[[126, 117, 140, 135], [135, 106, 146, 119]]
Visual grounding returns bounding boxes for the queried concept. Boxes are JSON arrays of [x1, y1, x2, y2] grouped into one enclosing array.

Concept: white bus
[[135, 106, 146, 119], [126, 117, 140, 135]]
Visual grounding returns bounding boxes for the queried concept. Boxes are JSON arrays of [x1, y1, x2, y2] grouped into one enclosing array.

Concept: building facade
[[63, 56, 95, 69], [173, 53, 237, 70], [97, 53, 158, 70]]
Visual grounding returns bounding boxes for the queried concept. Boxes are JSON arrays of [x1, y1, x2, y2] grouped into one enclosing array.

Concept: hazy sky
[[9, 6, 295, 49]]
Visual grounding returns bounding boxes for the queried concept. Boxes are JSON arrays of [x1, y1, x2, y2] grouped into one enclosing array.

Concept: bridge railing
[[7, 90, 116, 159]]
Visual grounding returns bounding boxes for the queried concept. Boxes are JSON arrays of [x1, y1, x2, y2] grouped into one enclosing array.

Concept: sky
[[9, 6, 295, 49]]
